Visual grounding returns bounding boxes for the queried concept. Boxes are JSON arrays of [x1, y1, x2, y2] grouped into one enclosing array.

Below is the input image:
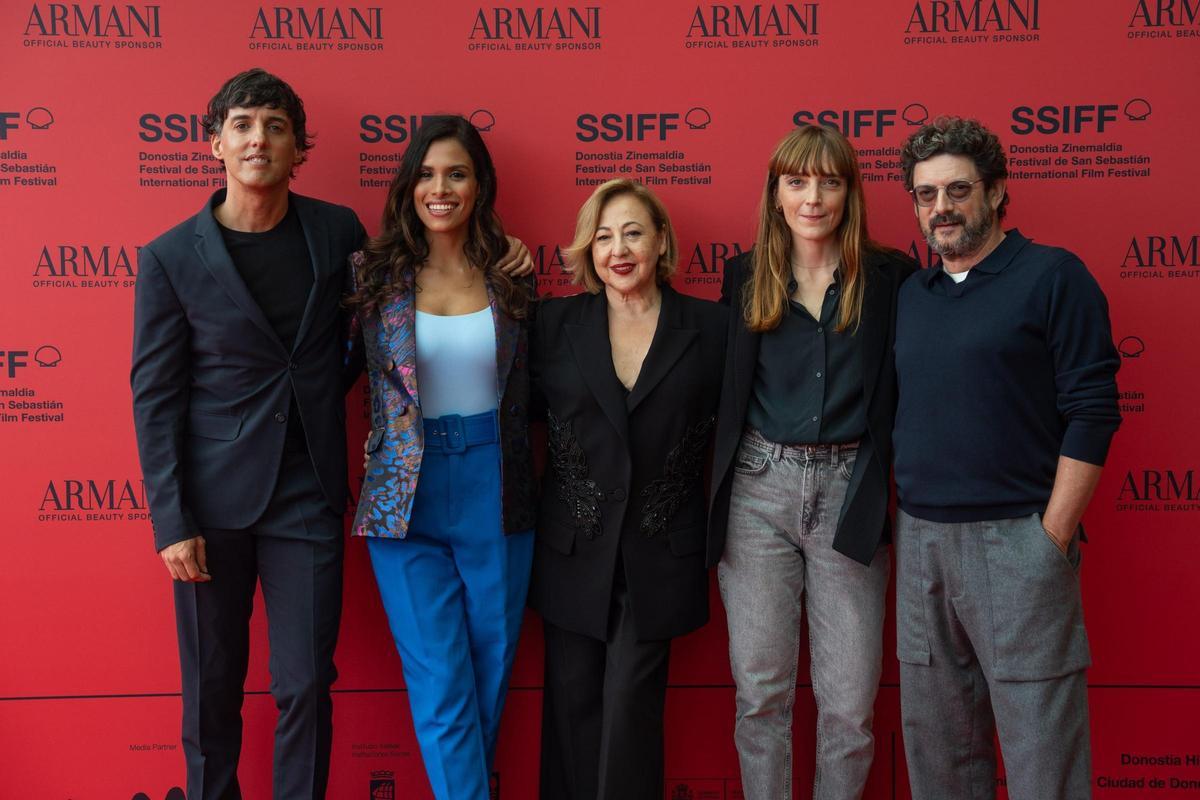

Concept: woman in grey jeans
[[707, 124, 915, 800]]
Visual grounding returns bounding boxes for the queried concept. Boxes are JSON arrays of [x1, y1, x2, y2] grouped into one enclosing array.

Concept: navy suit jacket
[[131, 190, 365, 551]]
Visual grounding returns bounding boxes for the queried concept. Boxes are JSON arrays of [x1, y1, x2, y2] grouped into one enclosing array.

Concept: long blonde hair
[[745, 125, 875, 333]]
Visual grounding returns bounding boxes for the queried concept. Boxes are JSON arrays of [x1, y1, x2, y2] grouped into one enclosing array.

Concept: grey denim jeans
[[718, 429, 889, 800]]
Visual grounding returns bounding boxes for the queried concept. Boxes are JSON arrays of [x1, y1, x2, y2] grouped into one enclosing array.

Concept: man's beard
[[923, 209, 996, 259]]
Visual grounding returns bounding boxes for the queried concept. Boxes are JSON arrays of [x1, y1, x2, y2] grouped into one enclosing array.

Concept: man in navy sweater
[[891, 117, 1120, 800]]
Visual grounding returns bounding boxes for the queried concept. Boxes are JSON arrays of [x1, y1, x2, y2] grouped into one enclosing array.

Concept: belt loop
[[771, 442, 784, 461], [831, 444, 840, 468]]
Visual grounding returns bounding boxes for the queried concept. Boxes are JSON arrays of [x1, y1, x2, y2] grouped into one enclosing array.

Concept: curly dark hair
[[203, 68, 313, 173], [345, 115, 529, 319], [900, 116, 1009, 219]]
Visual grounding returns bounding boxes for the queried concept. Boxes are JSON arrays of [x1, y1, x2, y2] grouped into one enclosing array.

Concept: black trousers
[[540, 580, 673, 800], [173, 449, 344, 800]]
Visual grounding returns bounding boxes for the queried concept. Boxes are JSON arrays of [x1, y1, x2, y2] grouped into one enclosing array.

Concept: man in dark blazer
[[131, 69, 365, 800]]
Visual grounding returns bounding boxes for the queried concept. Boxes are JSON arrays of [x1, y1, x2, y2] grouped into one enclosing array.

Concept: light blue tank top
[[415, 307, 498, 419]]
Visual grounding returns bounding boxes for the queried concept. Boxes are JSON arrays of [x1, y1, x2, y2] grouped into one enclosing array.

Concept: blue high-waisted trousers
[[367, 411, 534, 800]]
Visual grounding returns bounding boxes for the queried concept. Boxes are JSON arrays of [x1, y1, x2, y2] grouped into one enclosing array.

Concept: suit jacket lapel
[[564, 292, 629, 444], [193, 194, 286, 353], [731, 278, 761, 422], [291, 194, 327, 353], [489, 282, 519, 405], [627, 285, 699, 414], [858, 258, 887, 411], [379, 288, 419, 407]]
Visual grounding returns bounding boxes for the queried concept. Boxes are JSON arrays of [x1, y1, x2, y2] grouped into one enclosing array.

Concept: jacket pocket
[[984, 515, 1090, 681], [187, 410, 242, 441]]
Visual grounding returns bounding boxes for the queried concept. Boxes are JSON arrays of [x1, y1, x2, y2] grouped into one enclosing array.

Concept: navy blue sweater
[[893, 230, 1121, 523]]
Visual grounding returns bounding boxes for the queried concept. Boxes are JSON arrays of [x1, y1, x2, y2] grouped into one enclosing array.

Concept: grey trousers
[[719, 432, 889, 800], [895, 510, 1093, 800]]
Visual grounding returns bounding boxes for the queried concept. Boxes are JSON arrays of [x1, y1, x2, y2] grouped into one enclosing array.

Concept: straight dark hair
[[346, 115, 528, 319]]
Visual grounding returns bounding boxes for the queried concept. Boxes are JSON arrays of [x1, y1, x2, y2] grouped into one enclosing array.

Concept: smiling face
[[210, 105, 301, 196], [912, 153, 1005, 264], [412, 137, 479, 236], [775, 170, 847, 248], [591, 193, 666, 296]]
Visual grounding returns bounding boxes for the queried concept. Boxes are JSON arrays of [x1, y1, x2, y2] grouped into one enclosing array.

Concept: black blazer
[[708, 248, 916, 567], [529, 285, 727, 642], [131, 190, 365, 551]]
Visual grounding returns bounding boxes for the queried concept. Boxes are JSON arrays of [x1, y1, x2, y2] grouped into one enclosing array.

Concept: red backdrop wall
[[2, 1, 1198, 797]]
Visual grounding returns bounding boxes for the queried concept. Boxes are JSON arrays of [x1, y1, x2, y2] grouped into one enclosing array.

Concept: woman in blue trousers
[[345, 115, 536, 799]]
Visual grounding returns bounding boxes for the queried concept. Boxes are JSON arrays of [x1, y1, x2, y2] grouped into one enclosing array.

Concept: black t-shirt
[[218, 204, 313, 351], [218, 204, 314, 451]]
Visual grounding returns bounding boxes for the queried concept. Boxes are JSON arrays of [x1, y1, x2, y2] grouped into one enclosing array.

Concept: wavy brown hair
[[345, 115, 528, 319], [745, 125, 878, 334]]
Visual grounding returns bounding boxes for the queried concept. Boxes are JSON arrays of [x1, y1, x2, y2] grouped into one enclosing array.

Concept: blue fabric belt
[[423, 411, 499, 453]]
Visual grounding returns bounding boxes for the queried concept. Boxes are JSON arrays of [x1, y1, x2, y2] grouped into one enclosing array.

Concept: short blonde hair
[[564, 179, 678, 294]]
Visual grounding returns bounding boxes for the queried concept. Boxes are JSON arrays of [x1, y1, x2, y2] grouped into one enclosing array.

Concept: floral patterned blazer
[[347, 251, 536, 539]]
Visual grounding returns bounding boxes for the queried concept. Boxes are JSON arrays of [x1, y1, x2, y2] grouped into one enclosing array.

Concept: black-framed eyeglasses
[[908, 178, 984, 207]]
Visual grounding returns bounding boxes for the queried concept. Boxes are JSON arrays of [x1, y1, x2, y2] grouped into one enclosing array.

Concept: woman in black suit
[[530, 179, 727, 800], [707, 125, 915, 800]]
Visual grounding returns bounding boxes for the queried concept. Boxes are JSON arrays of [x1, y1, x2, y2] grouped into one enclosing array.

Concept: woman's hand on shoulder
[[498, 235, 534, 278]]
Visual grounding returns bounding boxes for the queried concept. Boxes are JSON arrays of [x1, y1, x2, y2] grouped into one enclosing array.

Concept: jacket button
[[509, 403, 521, 415], [514, 357, 523, 370], [611, 487, 626, 502], [289, 361, 298, 371], [386, 358, 396, 372], [274, 412, 287, 423]]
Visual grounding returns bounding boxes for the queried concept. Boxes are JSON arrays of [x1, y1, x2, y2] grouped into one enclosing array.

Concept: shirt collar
[[787, 267, 842, 296]]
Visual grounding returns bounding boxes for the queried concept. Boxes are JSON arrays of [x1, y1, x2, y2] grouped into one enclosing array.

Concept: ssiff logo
[[248, 6, 384, 52], [576, 111, 711, 142], [792, 104, 928, 138], [1, 106, 56, 138], [22, 3, 164, 49], [0, 107, 59, 187], [1, 345, 62, 378], [1009, 99, 1153, 135], [903, 0, 1040, 44], [468, 5, 601, 52], [685, 3, 820, 49]]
